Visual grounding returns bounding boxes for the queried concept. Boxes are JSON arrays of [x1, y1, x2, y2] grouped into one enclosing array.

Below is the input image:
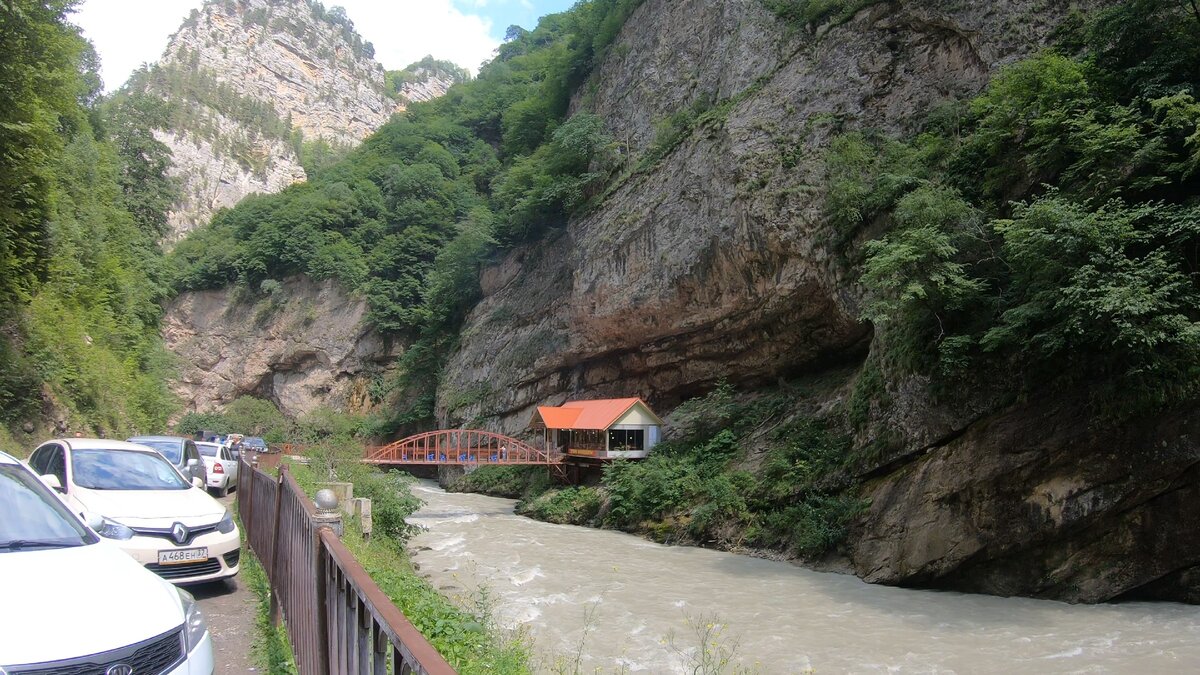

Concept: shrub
[[603, 456, 698, 528], [450, 465, 550, 500], [175, 412, 227, 436], [843, 4, 1200, 412], [0, 336, 41, 423], [748, 495, 867, 555], [519, 486, 603, 525]]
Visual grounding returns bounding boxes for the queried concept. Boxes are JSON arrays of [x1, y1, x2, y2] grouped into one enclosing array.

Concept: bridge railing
[[364, 429, 563, 465], [238, 456, 456, 675]]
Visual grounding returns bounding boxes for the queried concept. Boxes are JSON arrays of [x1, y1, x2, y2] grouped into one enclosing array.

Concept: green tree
[[0, 0, 85, 307]]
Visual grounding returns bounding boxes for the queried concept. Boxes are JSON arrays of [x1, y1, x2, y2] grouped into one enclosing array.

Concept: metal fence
[[237, 457, 456, 675]]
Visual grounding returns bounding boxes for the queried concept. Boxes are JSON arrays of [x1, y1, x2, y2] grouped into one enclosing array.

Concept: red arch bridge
[[363, 429, 563, 466]]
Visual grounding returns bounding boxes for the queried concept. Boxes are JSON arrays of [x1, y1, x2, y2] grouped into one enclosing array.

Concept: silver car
[[127, 435, 208, 485]]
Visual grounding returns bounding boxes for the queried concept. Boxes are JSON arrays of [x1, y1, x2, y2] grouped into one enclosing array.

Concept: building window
[[608, 429, 645, 451]]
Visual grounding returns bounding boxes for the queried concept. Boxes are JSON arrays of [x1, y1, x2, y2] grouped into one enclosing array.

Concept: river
[[405, 483, 1200, 673]]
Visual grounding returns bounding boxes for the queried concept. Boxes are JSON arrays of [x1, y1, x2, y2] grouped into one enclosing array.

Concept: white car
[[0, 450, 215, 673], [27, 439, 241, 585], [196, 441, 238, 497]]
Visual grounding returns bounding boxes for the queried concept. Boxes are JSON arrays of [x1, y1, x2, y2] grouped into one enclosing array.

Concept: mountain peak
[[161, 0, 392, 145]]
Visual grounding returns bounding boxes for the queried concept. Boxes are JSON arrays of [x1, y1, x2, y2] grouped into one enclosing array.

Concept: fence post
[[242, 458, 253, 527], [268, 465, 286, 627], [314, 531, 331, 675]]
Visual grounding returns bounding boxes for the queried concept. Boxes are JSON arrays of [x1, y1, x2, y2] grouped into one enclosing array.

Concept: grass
[[231, 505, 296, 674], [242, 547, 297, 673], [0, 425, 27, 459], [287, 461, 532, 673]]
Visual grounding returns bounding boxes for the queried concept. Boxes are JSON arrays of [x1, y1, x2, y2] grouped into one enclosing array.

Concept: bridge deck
[[363, 429, 562, 466], [362, 449, 562, 466]]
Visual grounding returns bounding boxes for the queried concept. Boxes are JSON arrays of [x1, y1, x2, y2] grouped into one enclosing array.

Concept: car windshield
[[132, 439, 183, 464], [0, 464, 95, 551], [72, 449, 190, 490], [197, 443, 218, 457], [245, 438, 266, 448]]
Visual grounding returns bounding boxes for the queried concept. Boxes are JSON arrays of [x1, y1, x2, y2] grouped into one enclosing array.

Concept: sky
[[70, 0, 577, 92]]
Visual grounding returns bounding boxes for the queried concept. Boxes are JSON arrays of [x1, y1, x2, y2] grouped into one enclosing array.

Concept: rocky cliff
[[439, 0, 1200, 603], [391, 58, 468, 110], [442, 0, 1073, 426], [162, 276, 392, 417], [133, 0, 395, 244]]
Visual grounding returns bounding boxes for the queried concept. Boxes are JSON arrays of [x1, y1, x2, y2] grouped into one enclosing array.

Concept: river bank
[[408, 481, 1200, 673]]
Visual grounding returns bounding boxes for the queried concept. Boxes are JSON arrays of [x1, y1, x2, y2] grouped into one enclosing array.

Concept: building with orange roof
[[529, 398, 663, 459]]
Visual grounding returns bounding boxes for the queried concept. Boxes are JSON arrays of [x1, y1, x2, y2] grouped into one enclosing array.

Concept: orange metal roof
[[536, 406, 583, 429], [536, 398, 656, 430]]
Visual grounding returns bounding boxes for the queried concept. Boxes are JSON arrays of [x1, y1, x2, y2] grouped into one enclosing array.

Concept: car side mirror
[[84, 512, 104, 531], [40, 474, 63, 492], [187, 458, 200, 468], [192, 476, 205, 489]]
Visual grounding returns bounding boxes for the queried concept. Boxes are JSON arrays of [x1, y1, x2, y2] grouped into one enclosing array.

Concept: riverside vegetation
[[450, 381, 868, 559], [287, 455, 531, 672]]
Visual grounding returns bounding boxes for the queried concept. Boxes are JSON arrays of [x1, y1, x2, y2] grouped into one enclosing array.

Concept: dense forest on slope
[[843, 0, 1200, 415], [169, 0, 645, 429], [0, 0, 178, 447]]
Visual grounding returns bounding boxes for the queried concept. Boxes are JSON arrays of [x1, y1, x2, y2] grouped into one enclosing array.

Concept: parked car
[[129, 435, 208, 485], [196, 441, 238, 497], [0, 449, 215, 672], [27, 438, 241, 585], [242, 436, 268, 453]]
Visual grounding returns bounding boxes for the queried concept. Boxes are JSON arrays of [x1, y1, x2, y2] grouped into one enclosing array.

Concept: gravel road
[[191, 492, 259, 673]]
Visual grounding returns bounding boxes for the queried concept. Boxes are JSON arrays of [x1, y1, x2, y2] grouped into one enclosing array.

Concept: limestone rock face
[[394, 66, 459, 109], [850, 396, 1200, 603], [137, 0, 394, 244], [441, 0, 1082, 429], [162, 276, 393, 417], [153, 119, 305, 241]]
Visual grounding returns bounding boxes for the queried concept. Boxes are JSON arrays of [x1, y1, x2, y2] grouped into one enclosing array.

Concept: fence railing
[[238, 456, 456, 675]]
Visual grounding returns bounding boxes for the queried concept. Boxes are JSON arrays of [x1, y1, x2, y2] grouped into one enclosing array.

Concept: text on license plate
[[158, 547, 208, 565]]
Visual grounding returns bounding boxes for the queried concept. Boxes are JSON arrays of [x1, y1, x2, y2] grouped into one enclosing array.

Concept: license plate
[[158, 547, 208, 565]]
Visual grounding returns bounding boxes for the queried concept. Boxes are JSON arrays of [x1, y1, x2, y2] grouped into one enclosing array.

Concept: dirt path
[[192, 492, 259, 673]]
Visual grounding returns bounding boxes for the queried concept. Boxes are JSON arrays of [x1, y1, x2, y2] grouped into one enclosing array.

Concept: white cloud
[[70, 0, 198, 92], [335, 0, 499, 74], [72, 0, 501, 93]]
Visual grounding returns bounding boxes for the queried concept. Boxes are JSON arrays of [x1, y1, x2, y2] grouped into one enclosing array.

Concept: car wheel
[[216, 484, 228, 498]]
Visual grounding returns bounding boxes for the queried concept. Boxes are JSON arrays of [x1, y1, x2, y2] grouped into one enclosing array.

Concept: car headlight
[[216, 510, 236, 534], [177, 587, 209, 651], [96, 517, 134, 541]]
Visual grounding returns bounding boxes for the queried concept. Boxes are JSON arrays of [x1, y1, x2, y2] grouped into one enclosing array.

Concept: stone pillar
[[351, 497, 372, 541], [313, 489, 344, 537], [317, 481, 354, 515], [437, 464, 465, 488]]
